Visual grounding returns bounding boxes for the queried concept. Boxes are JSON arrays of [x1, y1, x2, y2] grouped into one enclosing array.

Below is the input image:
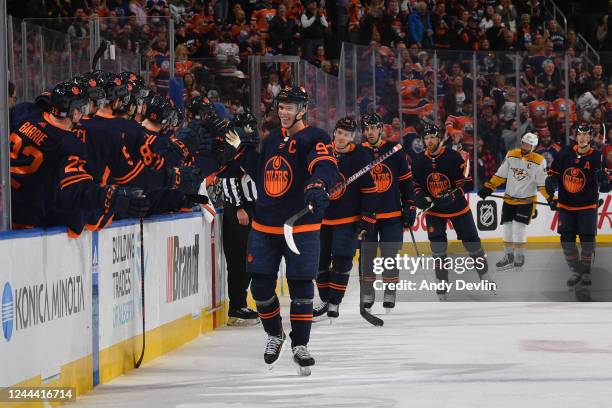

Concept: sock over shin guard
[[579, 235, 595, 274], [288, 279, 314, 347], [560, 233, 579, 272], [251, 276, 282, 336], [316, 269, 330, 302], [329, 256, 352, 305]]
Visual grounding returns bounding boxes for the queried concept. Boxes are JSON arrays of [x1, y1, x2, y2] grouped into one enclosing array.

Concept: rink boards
[[0, 212, 227, 406]]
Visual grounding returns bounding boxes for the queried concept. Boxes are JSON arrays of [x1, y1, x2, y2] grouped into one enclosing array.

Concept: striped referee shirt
[[220, 174, 257, 207]]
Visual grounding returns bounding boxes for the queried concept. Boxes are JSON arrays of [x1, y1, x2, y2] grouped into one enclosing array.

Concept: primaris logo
[[166, 235, 200, 303], [2, 282, 14, 342]]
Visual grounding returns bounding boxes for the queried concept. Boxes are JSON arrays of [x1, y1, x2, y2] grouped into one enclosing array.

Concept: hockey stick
[[408, 228, 420, 258], [134, 218, 146, 368], [358, 234, 384, 327], [284, 144, 403, 254], [489, 194, 550, 206], [91, 40, 108, 70]]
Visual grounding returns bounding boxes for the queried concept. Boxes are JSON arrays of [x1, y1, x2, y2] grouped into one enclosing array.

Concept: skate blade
[[496, 264, 515, 271], [266, 340, 286, 371], [227, 317, 260, 327], [513, 265, 524, 272], [438, 294, 448, 301], [312, 315, 329, 323], [328, 317, 338, 325], [295, 364, 312, 376], [384, 307, 393, 314]]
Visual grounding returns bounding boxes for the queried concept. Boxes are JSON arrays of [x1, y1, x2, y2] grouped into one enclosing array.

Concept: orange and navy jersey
[[536, 143, 561, 169], [400, 79, 426, 113], [528, 100, 552, 129], [361, 140, 414, 220], [411, 146, 472, 218], [548, 145, 602, 211], [323, 144, 377, 225], [550, 98, 577, 123], [445, 114, 474, 150], [240, 125, 339, 233], [10, 111, 106, 231], [251, 8, 276, 35]]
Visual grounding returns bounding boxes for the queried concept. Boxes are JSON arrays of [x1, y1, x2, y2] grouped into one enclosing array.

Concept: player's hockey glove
[[477, 185, 494, 199], [414, 191, 431, 210], [358, 212, 376, 239], [240, 126, 260, 147], [545, 176, 558, 197], [208, 116, 232, 137], [166, 166, 204, 194], [104, 186, 150, 218], [304, 180, 329, 218], [434, 188, 458, 208], [401, 201, 417, 228], [547, 197, 558, 211], [595, 169, 611, 193]]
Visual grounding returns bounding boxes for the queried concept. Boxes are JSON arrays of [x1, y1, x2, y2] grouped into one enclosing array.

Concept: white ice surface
[[72, 275, 612, 408]]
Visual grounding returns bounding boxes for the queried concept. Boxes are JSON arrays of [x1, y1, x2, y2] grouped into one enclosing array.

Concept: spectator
[[378, 0, 406, 47], [536, 60, 562, 102], [595, 15, 609, 51], [128, 0, 147, 26], [67, 9, 89, 38], [408, 2, 433, 49], [479, 6, 495, 31], [301, 0, 329, 59], [547, 20, 565, 51], [250, 1, 276, 39], [269, 4, 298, 54], [215, 31, 241, 75], [496, 0, 517, 32], [348, 0, 364, 44], [487, 14, 507, 50], [477, 137, 497, 188], [577, 80, 603, 120]]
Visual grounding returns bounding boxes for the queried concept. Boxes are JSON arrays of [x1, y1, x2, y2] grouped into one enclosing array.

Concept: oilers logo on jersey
[[371, 163, 393, 193], [426, 172, 452, 198], [562, 167, 586, 194], [264, 155, 293, 197]]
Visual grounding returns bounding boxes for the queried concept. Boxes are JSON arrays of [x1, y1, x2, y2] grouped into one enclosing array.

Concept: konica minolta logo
[[2, 282, 14, 342]]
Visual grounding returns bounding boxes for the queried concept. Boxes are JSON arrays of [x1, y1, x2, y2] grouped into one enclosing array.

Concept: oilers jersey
[[241, 126, 339, 233], [323, 144, 378, 225]]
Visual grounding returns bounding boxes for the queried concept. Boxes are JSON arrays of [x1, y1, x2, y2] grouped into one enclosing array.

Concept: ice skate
[[264, 331, 286, 369], [312, 300, 328, 322], [567, 272, 582, 288], [383, 291, 396, 313], [513, 255, 524, 272], [327, 303, 339, 323], [292, 345, 315, 376], [227, 307, 259, 327], [496, 253, 514, 271]]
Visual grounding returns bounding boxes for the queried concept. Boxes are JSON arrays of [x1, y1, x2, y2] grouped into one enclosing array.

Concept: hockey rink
[[71, 262, 612, 408]]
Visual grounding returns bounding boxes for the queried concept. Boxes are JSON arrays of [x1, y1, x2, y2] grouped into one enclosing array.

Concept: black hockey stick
[[134, 218, 146, 368], [408, 228, 420, 258], [489, 194, 550, 206], [284, 144, 403, 254], [91, 40, 108, 70], [358, 234, 384, 327]]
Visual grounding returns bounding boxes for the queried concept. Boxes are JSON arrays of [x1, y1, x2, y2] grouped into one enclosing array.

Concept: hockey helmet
[[576, 123, 593, 136], [72, 74, 106, 106], [521, 132, 539, 147], [274, 86, 309, 110], [360, 112, 383, 132], [144, 94, 173, 125], [95, 72, 130, 107], [335, 116, 358, 133], [119, 71, 149, 106], [422, 123, 441, 138], [233, 109, 257, 130], [49, 81, 90, 118]]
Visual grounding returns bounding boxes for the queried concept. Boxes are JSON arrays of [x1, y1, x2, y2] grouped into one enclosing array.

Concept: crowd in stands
[[9, 0, 612, 187]]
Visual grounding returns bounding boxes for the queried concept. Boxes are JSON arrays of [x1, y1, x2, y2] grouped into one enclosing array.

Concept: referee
[[219, 163, 259, 325]]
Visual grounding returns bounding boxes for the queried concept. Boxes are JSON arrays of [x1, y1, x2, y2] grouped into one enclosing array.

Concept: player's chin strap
[[281, 106, 306, 136]]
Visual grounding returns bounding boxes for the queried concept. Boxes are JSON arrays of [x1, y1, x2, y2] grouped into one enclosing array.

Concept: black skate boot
[[566, 272, 582, 288], [496, 253, 514, 271], [575, 274, 592, 301], [327, 303, 339, 322], [312, 301, 328, 322], [513, 254, 525, 272], [227, 307, 259, 326], [361, 282, 375, 312], [264, 331, 286, 369], [383, 291, 396, 313], [437, 280, 448, 301], [292, 345, 315, 376]]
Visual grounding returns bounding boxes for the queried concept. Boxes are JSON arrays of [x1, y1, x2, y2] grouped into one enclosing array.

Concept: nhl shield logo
[[477, 200, 498, 231]]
